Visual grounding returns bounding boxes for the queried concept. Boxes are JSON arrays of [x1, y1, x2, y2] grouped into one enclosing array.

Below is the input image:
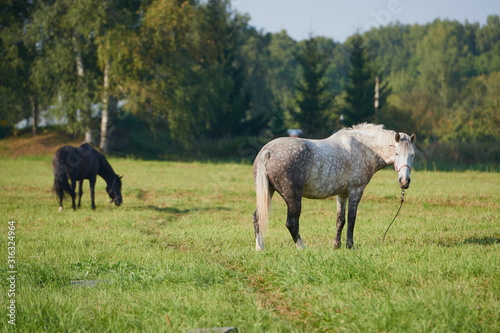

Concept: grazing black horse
[[52, 143, 123, 211]]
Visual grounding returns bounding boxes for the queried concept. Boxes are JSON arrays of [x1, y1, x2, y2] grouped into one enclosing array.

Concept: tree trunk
[[31, 95, 38, 136], [73, 34, 84, 77], [73, 32, 94, 144], [100, 61, 111, 153], [374, 76, 379, 123]]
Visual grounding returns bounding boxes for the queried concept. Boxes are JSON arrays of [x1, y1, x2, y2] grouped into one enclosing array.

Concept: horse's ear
[[119, 175, 123, 179], [410, 133, 416, 143], [395, 132, 401, 143]]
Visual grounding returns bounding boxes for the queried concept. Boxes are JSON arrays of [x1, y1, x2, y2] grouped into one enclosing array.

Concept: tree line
[[1, 0, 499, 153]]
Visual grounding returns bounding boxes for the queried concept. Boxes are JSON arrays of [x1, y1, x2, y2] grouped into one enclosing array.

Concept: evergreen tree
[[343, 34, 375, 127], [241, 32, 273, 119], [293, 37, 333, 136]]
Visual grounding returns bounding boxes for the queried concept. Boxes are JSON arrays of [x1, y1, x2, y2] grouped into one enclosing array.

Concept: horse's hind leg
[[253, 189, 274, 251], [77, 180, 83, 209], [285, 195, 305, 249], [333, 195, 347, 248], [253, 210, 263, 250], [57, 191, 64, 213]]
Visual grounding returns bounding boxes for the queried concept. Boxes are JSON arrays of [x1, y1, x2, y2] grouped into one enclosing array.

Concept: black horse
[[52, 143, 123, 211]]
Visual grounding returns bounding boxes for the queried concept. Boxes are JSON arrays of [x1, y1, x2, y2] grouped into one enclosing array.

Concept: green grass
[[0, 156, 499, 332]]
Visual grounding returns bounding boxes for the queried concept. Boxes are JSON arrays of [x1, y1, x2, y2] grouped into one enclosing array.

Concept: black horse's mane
[[91, 146, 116, 177]]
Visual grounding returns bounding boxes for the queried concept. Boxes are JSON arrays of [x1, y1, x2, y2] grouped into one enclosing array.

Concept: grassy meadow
[[0, 154, 499, 332]]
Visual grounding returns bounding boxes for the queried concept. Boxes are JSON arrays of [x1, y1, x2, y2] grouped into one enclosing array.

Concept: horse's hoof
[[58, 206, 63, 213], [255, 234, 264, 251], [295, 238, 306, 250]]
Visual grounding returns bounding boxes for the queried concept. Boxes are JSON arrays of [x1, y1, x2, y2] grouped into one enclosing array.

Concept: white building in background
[[287, 129, 302, 137]]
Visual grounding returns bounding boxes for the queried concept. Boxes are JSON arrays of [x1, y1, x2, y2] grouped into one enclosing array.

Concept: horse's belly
[[302, 181, 346, 199]]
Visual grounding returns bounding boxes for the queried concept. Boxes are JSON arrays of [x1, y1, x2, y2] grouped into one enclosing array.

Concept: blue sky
[[231, 0, 500, 42]]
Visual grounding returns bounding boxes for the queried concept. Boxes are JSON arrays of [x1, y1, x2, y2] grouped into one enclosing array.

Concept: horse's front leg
[[77, 180, 83, 209], [333, 194, 347, 249], [70, 177, 77, 210], [346, 189, 364, 249], [89, 176, 97, 210]]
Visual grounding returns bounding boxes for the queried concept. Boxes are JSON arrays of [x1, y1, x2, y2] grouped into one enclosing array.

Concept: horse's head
[[107, 175, 123, 206], [394, 132, 416, 189]]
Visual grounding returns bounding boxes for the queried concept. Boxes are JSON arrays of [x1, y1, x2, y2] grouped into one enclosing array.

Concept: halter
[[390, 145, 411, 173], [395, 163, 411, 173], [108, 175, 122, 204]]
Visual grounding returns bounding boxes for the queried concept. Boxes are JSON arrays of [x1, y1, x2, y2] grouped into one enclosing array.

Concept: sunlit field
[[1, 156, 498, 332]]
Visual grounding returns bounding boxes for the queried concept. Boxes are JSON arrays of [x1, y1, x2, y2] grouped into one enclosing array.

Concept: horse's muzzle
[[110, 196, 122, 206], [399, 178, 410, 189]]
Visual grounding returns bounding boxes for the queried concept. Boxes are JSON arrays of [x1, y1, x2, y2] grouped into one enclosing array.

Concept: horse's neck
[[97, 154, 116, 184], [345, 129, 396, 168]]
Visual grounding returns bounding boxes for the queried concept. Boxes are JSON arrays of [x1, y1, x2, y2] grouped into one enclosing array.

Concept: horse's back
[[52, 143, 100, 179]]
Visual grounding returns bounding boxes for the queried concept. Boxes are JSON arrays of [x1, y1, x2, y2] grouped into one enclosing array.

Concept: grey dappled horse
[[252, 123, 416, 250]]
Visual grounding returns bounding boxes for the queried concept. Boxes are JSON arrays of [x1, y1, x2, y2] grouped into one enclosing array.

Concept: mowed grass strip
[[0, 156, 498, 332]]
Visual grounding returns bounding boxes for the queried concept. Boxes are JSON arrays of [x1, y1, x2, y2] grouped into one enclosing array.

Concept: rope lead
[[382, 190, 405, 243]]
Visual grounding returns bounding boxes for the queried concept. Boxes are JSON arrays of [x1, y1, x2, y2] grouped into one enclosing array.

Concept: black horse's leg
[[70, 177, 77, 210], [285, 194, 305, 249], [57, 192, 64, 212], [346, 189, 364, 249], [333, 194, 348, 248], [77, 180, 83, 209], [57, 181, 64, 212], [89, 176, 97, 210]]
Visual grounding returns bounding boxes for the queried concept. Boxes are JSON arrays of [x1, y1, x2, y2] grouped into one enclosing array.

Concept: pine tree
[[293, 37, 333, 136], [343, 34, 375, 126]]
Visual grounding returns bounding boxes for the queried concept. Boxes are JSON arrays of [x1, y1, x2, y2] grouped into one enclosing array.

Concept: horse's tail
[[52, 149, 71, 201], [255, 150, 272, 237]]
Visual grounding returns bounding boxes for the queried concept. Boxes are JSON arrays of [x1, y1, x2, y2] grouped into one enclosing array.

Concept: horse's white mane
[[335, 123, 396, 148], [346, 123, 386, 133]]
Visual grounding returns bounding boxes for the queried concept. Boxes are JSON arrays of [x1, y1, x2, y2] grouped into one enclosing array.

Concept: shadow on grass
[[145, 205, 231, 214], [462, 236, 500, 246], [436, 236, 499, 247]]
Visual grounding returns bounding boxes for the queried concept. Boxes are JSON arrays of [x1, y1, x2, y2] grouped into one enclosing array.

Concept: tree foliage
[[293, 36, 334, 136], [0, 3, 499, 147]]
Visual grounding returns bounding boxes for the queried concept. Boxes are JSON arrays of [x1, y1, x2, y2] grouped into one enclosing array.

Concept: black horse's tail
[[52, 149, 71, 203]]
